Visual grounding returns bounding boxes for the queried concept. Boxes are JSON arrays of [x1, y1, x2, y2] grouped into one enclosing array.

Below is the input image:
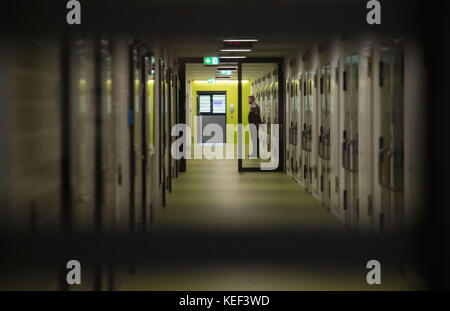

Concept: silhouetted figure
[[248, 95, 261, 158]]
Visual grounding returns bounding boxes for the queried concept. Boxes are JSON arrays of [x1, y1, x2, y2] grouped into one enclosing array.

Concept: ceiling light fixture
[[219, 56, 247, 59], [218, 67, 237, 71], [194, 80, 249, 84], [223, 39, 259, 42], [219, 62, 239, 65], [218, 70, 233, 76], [220, 49, 252, 52]]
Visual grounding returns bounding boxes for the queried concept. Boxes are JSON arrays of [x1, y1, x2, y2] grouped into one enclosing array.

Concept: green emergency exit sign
[[204, 57, 219, 65]]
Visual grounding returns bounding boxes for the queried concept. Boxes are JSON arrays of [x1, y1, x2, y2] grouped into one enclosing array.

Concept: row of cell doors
[[285, 41, 405, 233], [129, 43, 180, 245], [125, 43, 180, 237], [66, 37, 180, 290]]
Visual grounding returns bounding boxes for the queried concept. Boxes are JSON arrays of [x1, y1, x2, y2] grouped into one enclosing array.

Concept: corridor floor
[[121, 159, 422, 290]]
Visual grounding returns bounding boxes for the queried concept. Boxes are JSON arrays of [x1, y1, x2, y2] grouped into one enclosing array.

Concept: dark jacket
[[248, 104, 262, 126]]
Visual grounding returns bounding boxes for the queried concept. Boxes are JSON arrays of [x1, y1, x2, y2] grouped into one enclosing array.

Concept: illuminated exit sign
[[204, 57, 219, 65], [208, 78, 215, 83]]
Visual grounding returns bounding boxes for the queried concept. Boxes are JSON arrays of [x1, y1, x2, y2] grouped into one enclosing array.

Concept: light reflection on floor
[[121, 159, 423, 290]]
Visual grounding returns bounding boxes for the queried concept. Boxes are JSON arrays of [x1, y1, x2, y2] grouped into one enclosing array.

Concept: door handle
[[348, 140, 358, 172], [342, 140, 348, 169], [308, 129, 312, 152], [319, 134, 323, 158], [325, 133, 331, 160], [343, 140, 357, 171], [345, 140, 352, 170], [387, 150, 403, 191], [378, 149, 390, 188]]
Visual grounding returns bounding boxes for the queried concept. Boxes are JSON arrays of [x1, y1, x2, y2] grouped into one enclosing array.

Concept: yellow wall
[[191, 80, 252, 143]]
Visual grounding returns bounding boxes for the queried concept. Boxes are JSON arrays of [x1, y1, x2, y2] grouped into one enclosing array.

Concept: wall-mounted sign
[[199, 95, 211, 113], [208, 78, 215, 84], [204, 57, 219, 65], [212, 94, 226, 114]]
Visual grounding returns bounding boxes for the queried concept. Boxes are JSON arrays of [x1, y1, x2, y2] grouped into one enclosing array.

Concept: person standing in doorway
[[248, 95, 261, 158]]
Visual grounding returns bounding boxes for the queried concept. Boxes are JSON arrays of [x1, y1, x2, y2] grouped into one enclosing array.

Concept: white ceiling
[[186, 63, 278, 81], [175, 33, 321, 82], [171, 29, 328, 84], [171, 33, 318, 58]]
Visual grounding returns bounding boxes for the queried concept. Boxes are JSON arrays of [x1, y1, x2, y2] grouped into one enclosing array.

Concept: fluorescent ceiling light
[[223, 39, 259, 42], [220, 49, 251, 52], [218, 70, 233, 75], [219, 56, 247, 59], [194, 80, 249, 83]]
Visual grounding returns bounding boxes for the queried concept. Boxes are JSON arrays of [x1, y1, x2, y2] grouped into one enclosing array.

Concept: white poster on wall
[[212, 94, 226, 114]]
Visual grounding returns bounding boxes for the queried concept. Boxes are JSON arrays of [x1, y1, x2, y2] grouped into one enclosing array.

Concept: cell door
[[167, 69, 173, 193], [94, 38, 115, 290], [69, 36, 96, 290], [172, 72, 178, 180], [273, 71, 279, 124], [147, 55, 156, 222], [262, 84, 267, 126], [378, 42, 404, 232], [70, 37, 95, 235], [270, 72, 279, 153], [266, 80, 273, 151], [100, 39, 115, 235], [301, 71, 313, 193], [291, 77, 299, 177], [267, 79, 273, 126], [265, 84, 270, 123], [310, 69, 319, 195], [319, 64, 331, 210], [296, 73, 303, 183], [160, 61, 169, 206], [158, 59, 165, 206], [266, 86, 271, 126], [287, 78, 294, 175], [261, 85, 265, 123], [330, 60, 341, 215], [342, 55, 359, 229], [140, 53, 151, 233], [132, 48, 143, 232], [164, 67, 170, 193], [294, 77, 301, 181], [288, 74, 299, 178]]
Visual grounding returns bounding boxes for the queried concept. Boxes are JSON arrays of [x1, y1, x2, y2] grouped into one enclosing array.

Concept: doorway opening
[[181, 58, 284, 172]]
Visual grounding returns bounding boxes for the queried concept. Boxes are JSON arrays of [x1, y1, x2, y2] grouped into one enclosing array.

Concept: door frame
[[238, 57, 285, 172], [196, 91, 228, 144]]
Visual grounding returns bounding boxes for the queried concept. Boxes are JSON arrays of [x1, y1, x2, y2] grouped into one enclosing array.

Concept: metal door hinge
[[368, 195, 373, 217]]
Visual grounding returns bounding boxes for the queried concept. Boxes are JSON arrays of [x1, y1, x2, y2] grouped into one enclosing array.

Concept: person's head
[[248, 95, 255, 105]]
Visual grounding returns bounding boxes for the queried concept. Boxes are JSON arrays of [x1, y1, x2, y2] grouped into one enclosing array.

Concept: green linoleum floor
[[121, 159, 423, 290], [154, 159, 342, 230]]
